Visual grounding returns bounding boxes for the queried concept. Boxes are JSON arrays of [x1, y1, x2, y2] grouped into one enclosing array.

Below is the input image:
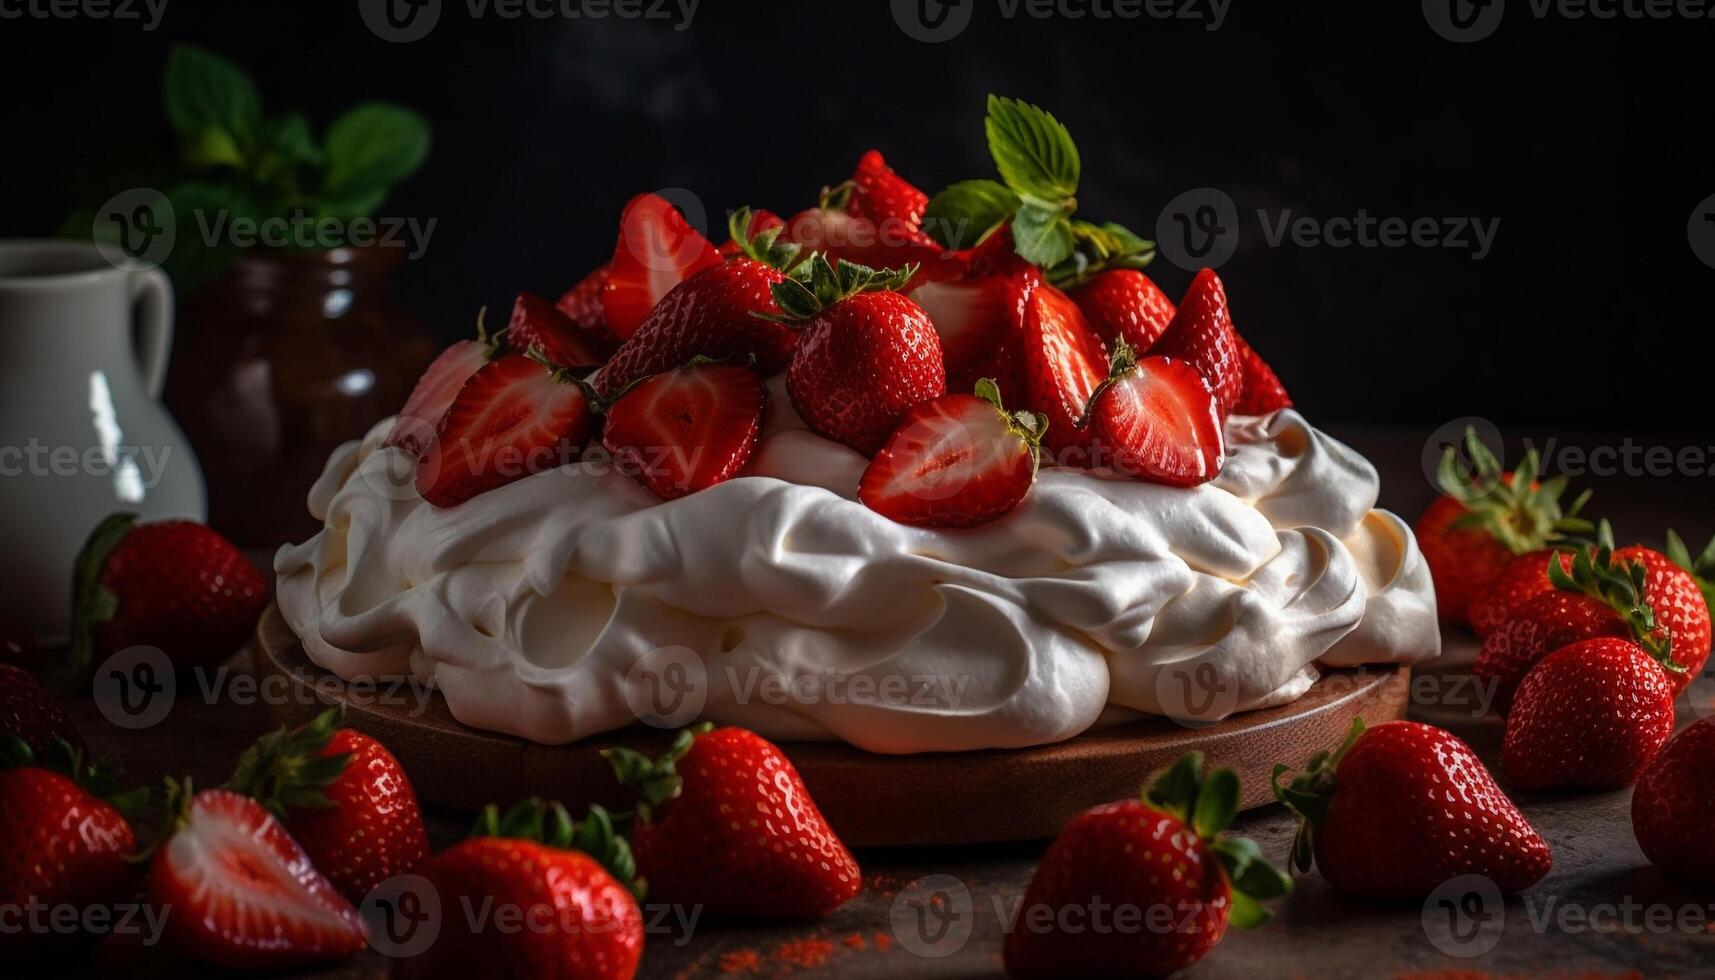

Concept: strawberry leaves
[[225, 706, 354, 818], [1435, 427, 1594, 555], [1547, 543, 1681, 670], [924, 96, 1154, 285], [1145, 752, 1291, 929], [469, 798, 643, 900], [760, 254, 917, 322], [1666, 529, 1715, 610]]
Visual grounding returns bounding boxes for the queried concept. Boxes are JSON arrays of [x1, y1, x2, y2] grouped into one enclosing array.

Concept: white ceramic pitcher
[[0, 241, 206, 644]]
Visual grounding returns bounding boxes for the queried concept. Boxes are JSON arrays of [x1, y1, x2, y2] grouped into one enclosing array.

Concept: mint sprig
[[923, 95, 1155, 286]]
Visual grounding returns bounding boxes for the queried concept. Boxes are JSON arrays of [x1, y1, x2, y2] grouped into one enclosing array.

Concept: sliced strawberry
[[847, 149, 928, 230], [603, 193, 723, 340], [1232, 333, 1292, 415], [602, 363, 767, 500], [506, 291, 605, 368], [859, 381, 1047, 528], [1152, 268, 1243, 417], [150, 786, 366, 969], [387, 338, 492, 455], [908, 253, 1037, 397], [555, 262, 619, 351], [1070, 269, 1176, 353], [1021, 283, 1109, 463], [781, 206, 948, 285], [1085, 343, 1225, 487], [718, 208, 785, 257], [416, 354, 592, 508]]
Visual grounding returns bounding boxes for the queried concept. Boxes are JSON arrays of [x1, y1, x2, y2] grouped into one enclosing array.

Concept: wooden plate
[[254, 604, 1408, 846]]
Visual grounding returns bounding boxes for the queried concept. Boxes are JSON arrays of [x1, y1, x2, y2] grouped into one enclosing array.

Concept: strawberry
[[1614, 544, 1713, 690], [605, 725, 860, 920], [1665, 528, 1715, 611], [1274, 719, 1551, 899], [781, 152, 950, 284], [601, 193, 723, 340], [1231, 333, 1292, 415], [858, 380, 1047, 528], [1469, 548, 1574, 639], [601, 362, 768, 501], [1150, 268, 1243, 417], [387, 320, 501, 455], [717, 208, 784, 257], [1501, 638, 1676, 790], [907, 239, 1037, 396], [1003, 753, 1291, 979], [1069, 268, 1176, 354], [226, 706, 428, 904], [415, 354, 592, 508], [1632, 718, 1715, 886], [0, 663, 83, 755], [774, 256, 947, 456], [555, 262, 619, 350], [590, 208, 798, 398], [1414, 429, 1592, 625], [1474, 590, 1630, 714], [70, 514, 268, 675], [1020, 282, 1109, 462], [506, 291, 605, 368], [0, 738, 142, 956], [399, 800, 643, 980], [147, 781, 367, 969], [1079, 340, 1225, 487], [849, 149, 929, 228]]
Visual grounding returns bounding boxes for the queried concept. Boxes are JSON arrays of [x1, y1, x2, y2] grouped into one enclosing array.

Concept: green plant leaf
[[163, 44, 261, 141], [180, 127, 246, 171], [922, 179, 1020, 250], [1011, 198, 1075, 267], [259, 112, 321, 167], [162, 180, 258, 295], [324, 103, 431, 197], [985, 95, 1080, 203], [1192, 768, 1239, 838]]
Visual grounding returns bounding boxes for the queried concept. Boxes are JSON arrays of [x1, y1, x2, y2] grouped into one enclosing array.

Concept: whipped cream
[[275, 384, 1440, 753]]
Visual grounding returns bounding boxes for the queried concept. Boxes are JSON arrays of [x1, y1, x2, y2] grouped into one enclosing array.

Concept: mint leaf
[[324, 103, 431, 197], [922, 179, 1021, 250], [260, 113, 321, 167], [1011, 198, 1075, 267], [985, 96, 1079, 203], [163, 44, 261, 141], [180, 127, 246, 171]]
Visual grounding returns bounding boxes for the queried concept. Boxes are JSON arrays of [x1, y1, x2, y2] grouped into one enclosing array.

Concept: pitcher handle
[[129, 267, 174, 400]]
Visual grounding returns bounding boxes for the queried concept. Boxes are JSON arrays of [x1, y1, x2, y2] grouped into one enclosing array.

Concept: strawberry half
[[859, 380, 1047, 529], [1152, 268, 1243, 417], [602, 193, 723, 339], [601, 362, 768, 501], [387, 331, 498, 456], [908, 242, 1037, 396], [1069, 268, 1176, 353], [147, 782, 367, 969], [1021, 283, 1109, 462], [1081, 340, 1225, 487], [416, 354, 592, 508], [506, 291, 605, 369]]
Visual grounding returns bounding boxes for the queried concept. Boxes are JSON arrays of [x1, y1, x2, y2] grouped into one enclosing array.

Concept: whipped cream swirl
[[275, 392, 1439, 753]]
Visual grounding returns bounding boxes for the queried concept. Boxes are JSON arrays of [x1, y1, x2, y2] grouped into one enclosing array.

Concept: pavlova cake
[[276, 98, 1440, 753]]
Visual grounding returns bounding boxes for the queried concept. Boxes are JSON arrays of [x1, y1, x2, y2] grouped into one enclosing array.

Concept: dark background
[[2, 0, 1711, 429]]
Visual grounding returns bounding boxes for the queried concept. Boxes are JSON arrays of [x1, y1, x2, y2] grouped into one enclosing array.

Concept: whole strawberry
[[1414, 429, 1591, 626], [1469, 548, 1573, 639], [1614, 544, 1712, 690], [555, 262, 617, 349], [0, 663, 84, 755], [0, 738, 143, 956], [1632, 718, 1715, 886], [146, 781, 367, 969], [1069, 268, 1176, 353], [1475, 590, 1630, 713], [70, 513, 269, 675], [605, 725, 860, 920], [399, 800, 643, 980], [590, 208, 798, 397], [1230, 333, 1292, 416], [226, 706, 428, 903], [775, 255, 947, 456], [1501, 638, 1676, 790], [1004, 753, 1290, 978], [1275, 719, 1551, 900], [1151, 268, 1243, 417]]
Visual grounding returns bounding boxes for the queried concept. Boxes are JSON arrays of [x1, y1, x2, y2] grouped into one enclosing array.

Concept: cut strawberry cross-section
[[1021, 283, 1109, 463], [416, 354, 593, 508], [602, 362, 768, 501], [385, 323, 499, 456], [859, 379, 1048, 529], [603, 193, 723, 340], [908, 244, 1038, 398], [1082, 340, 1226, 488]]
